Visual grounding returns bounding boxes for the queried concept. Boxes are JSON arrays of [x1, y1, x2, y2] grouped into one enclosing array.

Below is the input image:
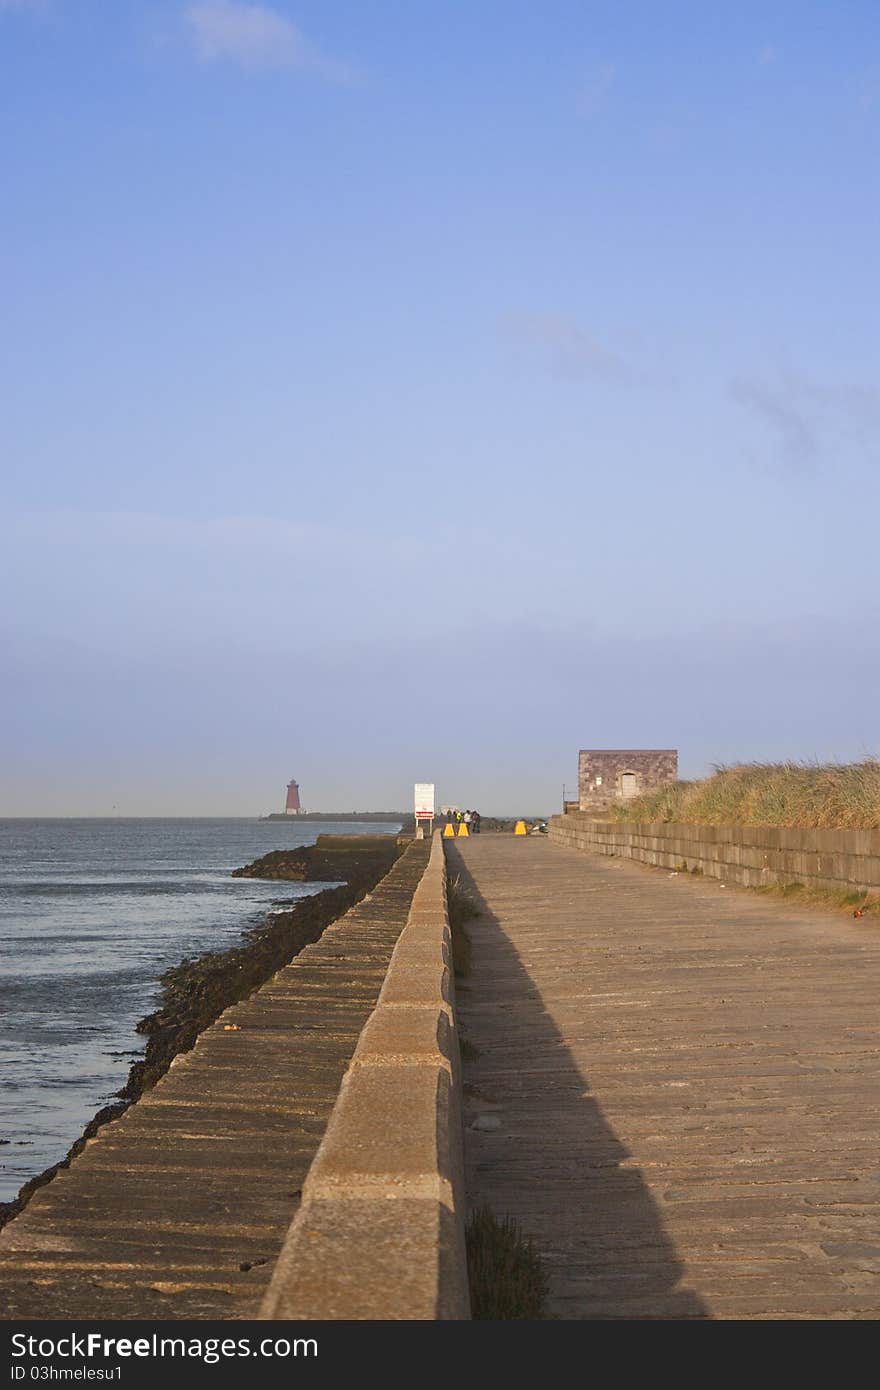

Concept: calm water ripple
[[0, 817, 399, 1203]]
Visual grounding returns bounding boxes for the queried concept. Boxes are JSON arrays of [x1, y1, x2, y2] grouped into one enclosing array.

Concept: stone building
[[578, 749, 678, 813]]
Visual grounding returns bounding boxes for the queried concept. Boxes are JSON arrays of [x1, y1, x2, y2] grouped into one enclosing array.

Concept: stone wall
[[549, 812, 880, 895], [578, 749, 678, 813], [260, 832, 470, 1321]]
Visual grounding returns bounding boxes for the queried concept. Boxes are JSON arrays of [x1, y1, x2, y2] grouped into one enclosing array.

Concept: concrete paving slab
[[449, 836, 880, 1320]]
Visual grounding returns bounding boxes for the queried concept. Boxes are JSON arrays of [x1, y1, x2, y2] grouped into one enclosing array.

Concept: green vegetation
[[754, 880, 880, 917], [446, 871, 479, 977], [613, 760, 880, 829], [466, 1205, 549, 1319]]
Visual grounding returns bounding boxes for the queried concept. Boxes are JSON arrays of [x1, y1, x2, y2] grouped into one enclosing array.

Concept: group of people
[[445, 807, 481, 834]]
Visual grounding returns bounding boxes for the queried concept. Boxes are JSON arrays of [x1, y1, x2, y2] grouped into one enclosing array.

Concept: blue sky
[[3, 1, 878, 814]]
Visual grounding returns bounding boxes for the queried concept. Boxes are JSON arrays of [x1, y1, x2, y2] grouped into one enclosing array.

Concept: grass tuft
[[459, 1036, 481, 1062], [465, 1204, 549, 1319], [446, 871, 479, 977], [754, 882, 880, 916]]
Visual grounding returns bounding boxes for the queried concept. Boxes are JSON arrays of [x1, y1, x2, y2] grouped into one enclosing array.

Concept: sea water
[[0, 817, 399, 1203]]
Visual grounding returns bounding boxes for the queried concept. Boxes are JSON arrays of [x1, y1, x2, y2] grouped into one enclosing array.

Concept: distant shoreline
[[0, 814, 408, 822], [260, 811, 409, 823]]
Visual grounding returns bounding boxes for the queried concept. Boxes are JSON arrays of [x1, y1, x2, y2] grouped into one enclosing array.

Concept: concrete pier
[[450, 835, 880, 1319], [5, 827, 880, 1321]]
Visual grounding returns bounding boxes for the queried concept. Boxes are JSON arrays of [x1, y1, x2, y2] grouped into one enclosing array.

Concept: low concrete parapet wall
[[260, 832, 470, 1320], [549, 813, 880, 895]]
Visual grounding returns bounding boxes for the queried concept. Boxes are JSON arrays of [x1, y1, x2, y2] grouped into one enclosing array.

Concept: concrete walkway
[[448, 836, 880, 1320]]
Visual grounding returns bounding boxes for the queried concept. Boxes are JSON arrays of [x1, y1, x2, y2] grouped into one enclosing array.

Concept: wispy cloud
[[502, 311, 640, 386], [184, 1, 348, 78], [576, 62, 616, 118], [731, 371, 880, 472], [757, 43, 778, 67], [731, 377, 817, 470]]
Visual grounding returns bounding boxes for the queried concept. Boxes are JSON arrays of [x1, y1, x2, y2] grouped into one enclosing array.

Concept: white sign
[[414, 783, 435, 819]]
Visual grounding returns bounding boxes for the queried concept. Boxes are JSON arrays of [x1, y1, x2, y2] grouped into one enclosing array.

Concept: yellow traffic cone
[[457, 821, 469, 836], [443, 822, 455, 837], [514, 819, 527, 835]]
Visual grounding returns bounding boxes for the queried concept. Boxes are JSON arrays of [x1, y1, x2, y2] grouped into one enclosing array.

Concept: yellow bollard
[[457, 822, 469, 836], [514, 819, 527, 835], [443, 822, 455, 837]]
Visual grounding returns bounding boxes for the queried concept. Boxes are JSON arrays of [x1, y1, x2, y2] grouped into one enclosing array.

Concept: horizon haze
[[3, 1, 878, 816]]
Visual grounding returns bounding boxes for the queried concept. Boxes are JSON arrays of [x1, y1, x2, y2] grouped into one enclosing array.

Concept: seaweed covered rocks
[[232, 833, 402, 888]]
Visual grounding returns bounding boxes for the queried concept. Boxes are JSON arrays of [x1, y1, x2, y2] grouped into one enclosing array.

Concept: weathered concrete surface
[[450, 836, 880, 1320], [0, 842, 430, 1321], [551, 812, 880, 894], [260, 833, 470, 1320]]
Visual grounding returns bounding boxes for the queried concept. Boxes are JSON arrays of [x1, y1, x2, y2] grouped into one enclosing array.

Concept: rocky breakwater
[[125, 836, 405, 1101], [1, 833, 404, 1228], [232, 833, 401, 887]]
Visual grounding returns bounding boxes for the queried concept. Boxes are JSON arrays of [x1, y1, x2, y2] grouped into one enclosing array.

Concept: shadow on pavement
[[446, 841, 709, 1320]]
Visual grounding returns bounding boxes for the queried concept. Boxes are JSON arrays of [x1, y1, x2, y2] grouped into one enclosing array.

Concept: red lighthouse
[[285, 779, 302, 815]]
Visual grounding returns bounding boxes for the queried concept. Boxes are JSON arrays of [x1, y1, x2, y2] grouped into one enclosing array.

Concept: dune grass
[[612, 760, 880, 829]]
